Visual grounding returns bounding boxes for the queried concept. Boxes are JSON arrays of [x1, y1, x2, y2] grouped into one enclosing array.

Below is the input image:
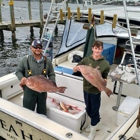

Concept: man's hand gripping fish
[[78, 65, 113, 97]]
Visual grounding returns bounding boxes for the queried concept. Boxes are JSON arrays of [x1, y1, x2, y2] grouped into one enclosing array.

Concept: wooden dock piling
[[0, 0, 45, 41], [39, 0, 43, 38], [28, 0, 32, 20], [0, 0, 4, 40], [9, 0, 16, 41], [28, 0, 34, 38], [0, 0, 2, 22]]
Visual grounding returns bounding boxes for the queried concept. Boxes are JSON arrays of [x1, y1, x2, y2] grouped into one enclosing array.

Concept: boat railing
[[122, 0, 140, 85]]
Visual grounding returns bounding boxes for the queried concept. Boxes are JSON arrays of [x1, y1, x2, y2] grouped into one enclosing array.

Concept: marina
[[0, 0, 45, 40], [0, 0, 140, 140]]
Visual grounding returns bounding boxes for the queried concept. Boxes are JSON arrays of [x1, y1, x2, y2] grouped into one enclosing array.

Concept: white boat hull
[[0, 69, 139, 140]]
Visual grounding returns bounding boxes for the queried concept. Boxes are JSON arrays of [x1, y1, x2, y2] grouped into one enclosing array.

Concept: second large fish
[[25, 75, 67, 93], [77, 65, 113, 97]]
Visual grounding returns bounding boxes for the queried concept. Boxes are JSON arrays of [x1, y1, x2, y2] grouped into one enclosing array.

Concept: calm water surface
[[0, 1, 63, 76], [0, 1, 118, 77]]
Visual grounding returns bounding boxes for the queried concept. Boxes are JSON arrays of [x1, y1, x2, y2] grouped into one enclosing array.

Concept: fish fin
[[57, 87, 67, 93], [89, 63, 92, 67], [89, 64, 100, 69], [96, 66, 100, 69], [98, 87, 103, 91], [60, 101, 68, 112], [104, 87, 114, 97]]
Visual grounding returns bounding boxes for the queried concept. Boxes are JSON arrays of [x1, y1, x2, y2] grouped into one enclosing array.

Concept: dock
[[0, 20, 45, 29], [0, 0, 44, 41], [1, 0, 140, 42]]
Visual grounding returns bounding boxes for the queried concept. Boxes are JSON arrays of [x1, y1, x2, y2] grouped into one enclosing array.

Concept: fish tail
[[104, 87, 113, 97], [57, 87, 67, 93]]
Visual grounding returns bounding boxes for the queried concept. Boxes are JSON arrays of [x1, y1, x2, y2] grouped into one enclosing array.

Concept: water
[[1, 1, 92, 77], [0, 1, 122, 77], [0, 1, 64, 77], [0, 1, 85, 77]]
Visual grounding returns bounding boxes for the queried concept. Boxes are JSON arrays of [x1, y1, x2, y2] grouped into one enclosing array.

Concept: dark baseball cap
[[31, 39, 43, 48]]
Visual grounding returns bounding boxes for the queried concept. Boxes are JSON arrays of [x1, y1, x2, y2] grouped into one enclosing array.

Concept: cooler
[[46, 67, 87, 132], [102, 43, 116, 65], [47, 93, 86, 132], [54, 66, 73, 75], [54, 66, 84, 102], [116, 96, 140, 126]]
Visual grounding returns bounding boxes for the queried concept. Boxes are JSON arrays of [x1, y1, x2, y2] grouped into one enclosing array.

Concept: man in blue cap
[[15, 39, 56, 115]]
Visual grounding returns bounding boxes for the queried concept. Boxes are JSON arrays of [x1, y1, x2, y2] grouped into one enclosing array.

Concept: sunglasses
[[32, 45, 43, 49]]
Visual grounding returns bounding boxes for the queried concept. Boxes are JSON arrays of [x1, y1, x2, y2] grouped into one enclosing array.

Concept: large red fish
[[77, 65, 113, 97], [24, 75, 67, 93]]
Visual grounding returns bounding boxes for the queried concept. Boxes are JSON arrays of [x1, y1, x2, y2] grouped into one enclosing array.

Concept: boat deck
[[7, 64, 140, 140], [8, 85, 115, 139]]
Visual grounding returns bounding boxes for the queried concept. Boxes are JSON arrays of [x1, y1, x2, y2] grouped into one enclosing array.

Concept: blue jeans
[[84, 91, 101, 126]]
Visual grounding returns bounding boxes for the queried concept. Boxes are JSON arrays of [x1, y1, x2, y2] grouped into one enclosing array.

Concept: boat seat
[[54, 50, 83, 69], [68, 51, 83, 63]]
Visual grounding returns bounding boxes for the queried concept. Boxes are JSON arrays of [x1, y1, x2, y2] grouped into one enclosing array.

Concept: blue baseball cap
[[31, 39, 43, 48]]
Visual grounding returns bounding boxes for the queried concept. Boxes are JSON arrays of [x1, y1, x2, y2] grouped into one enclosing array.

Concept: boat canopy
[[55, 21, 129, 58], [55, 18, 87, 57], [95, 22, 129, 38]]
